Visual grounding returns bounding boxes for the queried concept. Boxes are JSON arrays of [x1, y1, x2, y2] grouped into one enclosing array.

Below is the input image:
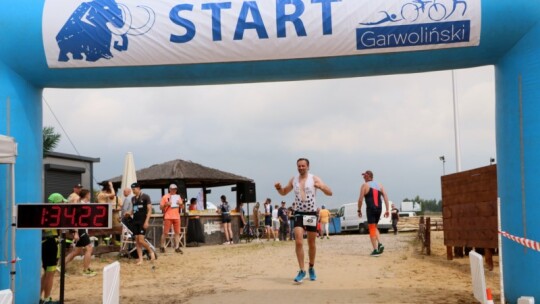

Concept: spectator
[[278, 201, 289, 241], [288, 203, 296, 240], [318, 205, 331, 239], [159, 184, 183, 254], [98, 181, 121, 245], [130, 182, 156, 265], [252, 202, 261, 237], [217, 195, 233, 244], [67, 183, 82, 203], [263, 199, 275, 241], [64, 189, 96, 276], [187, 197, 205, 245], [391, 203, 400, 235], [272, 204, 280, 241], [121, 188, 133, 219], [40, 193, 66, 304], [236, 202, 247, 237]]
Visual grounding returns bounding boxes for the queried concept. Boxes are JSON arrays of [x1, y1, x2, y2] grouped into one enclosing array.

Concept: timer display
[[17, 204, 111, 229]]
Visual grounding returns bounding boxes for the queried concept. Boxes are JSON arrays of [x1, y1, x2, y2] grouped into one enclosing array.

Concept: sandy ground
[[53, 231, 500, 303]]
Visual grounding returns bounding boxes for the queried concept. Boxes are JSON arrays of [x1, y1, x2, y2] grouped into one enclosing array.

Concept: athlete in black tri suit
[[358, 170, 390, 257]]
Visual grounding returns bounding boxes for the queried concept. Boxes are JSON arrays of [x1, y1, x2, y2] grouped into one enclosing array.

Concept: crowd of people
[[240, 199, 334, 243], [40, 157, 392, 303]]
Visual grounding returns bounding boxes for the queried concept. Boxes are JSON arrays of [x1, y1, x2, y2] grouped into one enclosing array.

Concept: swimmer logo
[[56, 0, 155, 62], [356, 0, 473, 51]]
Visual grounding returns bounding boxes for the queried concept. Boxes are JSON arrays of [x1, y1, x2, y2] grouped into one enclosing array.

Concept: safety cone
[[486, 288, 494, 304]]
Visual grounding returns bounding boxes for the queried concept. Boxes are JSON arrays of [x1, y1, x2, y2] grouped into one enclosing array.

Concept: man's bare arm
[[314, 176, 332, 196], [275, 178, 293, 196], [357, 184, 367, 216], [381, 185, 390, 217]]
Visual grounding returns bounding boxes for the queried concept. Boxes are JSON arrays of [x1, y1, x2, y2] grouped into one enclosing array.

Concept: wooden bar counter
[[148, 211, 241, 247]]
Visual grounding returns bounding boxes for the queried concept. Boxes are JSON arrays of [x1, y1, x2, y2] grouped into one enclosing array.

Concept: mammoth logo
[[56, 0, 155, 62]]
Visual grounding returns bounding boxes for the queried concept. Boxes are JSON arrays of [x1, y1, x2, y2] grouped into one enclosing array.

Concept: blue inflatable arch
[[1, 1, 539, 302]]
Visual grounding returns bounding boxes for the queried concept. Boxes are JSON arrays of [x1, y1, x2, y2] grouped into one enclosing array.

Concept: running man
[[275, 158, 332, 283], [357, 170, 390, 257]]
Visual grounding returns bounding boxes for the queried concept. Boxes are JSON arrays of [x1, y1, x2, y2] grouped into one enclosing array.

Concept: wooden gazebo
[[106, 159, 254, 207]]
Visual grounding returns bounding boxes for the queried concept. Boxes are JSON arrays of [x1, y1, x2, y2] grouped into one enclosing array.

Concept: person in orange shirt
[[160, 184, 184, 254], [318, 205, 331, 239]]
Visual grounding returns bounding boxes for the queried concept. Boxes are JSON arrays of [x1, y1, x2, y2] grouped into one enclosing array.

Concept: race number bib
[[303, 215, 317, 227]]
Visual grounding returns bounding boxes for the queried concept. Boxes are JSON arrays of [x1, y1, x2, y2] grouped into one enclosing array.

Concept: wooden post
[[447, 246, 453, 260], [485, 248, 494, 271], [418, 216, 425, 240], [426, 217, 431, 255]]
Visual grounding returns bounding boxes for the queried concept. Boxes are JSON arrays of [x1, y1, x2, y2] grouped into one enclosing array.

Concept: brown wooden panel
[[441, 165, 498, 248]]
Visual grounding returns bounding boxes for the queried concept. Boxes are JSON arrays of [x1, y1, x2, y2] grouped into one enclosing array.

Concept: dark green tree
[[43, 126, 61, 155]]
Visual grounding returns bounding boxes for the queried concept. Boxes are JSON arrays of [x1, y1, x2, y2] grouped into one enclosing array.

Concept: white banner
[[43, 0, 481, 68]]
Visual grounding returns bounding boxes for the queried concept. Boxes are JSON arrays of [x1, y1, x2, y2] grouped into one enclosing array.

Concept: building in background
[[43, 151, 100, 201]]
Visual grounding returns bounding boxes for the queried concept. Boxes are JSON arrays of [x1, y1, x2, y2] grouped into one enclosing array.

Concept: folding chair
[[119, 221, 158, 260], [164, 227, 186, 248]]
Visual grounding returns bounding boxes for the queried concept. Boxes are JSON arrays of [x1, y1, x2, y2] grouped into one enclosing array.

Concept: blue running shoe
[[294, 270, 306, 283], [309, 267, 317, 281]]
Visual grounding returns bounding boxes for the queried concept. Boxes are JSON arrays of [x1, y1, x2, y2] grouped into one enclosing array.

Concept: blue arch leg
[[496, 22, 540, 302], [0, 63, 43, 304]]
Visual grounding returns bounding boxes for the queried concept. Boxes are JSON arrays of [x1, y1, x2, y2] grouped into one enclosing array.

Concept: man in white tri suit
[[275, 158, 333, 283]]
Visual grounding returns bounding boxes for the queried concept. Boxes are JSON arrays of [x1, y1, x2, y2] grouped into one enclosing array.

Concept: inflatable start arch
[[1, 1, 539, 302]]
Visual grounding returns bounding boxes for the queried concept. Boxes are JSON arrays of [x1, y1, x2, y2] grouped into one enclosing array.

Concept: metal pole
[[442, 160, 446, 176], [7, 97, 16, 304], [59, 233, 66, 304], [10, 163, 16, 304], [452, 70, 462, 172], [497, 197, 505, 304]]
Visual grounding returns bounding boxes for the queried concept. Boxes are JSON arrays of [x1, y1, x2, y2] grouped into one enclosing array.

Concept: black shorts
[[367, 208, 382, 224], [75, 233, 91, 247], [132, 221, 146, 236], [264, 216, 272, 226], [222, 215, 231, 223], [293, 211, 318, 233], [41, 237, 59, 272]]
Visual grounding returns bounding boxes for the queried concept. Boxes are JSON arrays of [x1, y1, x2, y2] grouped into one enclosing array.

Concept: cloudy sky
[[42, 65, 495, 210]]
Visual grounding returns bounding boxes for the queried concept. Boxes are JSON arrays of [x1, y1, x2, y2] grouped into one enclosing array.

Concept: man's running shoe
[[160, 247, 166, 253], [294, 270, 306, 283], [82, 268, 97, 277], [175, 247, 183, 254], [41, 297, 60, 304], [370, 249, 381, 257], [308, 267, 317, 281], [378, 243, 385, 254]]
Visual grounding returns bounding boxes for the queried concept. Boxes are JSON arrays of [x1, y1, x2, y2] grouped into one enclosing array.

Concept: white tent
[[0, 135, 17, 302], [0, 135, 16, 165]]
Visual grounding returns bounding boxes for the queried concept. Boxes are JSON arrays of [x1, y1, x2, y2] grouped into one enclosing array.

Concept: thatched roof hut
[[107, 159, 253, 190]]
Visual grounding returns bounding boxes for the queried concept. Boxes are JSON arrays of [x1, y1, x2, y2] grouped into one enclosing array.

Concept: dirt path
[[56, 231, 500, 303]]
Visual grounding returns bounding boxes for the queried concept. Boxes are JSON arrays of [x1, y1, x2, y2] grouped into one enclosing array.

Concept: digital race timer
[[17, 204, 111, 229]]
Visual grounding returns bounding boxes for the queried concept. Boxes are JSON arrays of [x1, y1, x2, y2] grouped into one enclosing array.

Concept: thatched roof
[[107, 159, 253, 189]]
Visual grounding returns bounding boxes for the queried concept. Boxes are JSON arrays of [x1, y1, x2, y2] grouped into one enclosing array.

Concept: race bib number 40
[[303, 215, 317, 227]]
